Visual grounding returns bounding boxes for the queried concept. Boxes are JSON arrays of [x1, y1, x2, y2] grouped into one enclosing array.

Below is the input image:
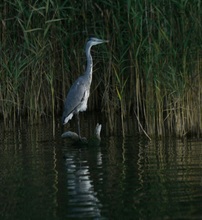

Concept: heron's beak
[[98, 39, 109, 44], [88, 37, 109, 46], [101, 38, 109, 43]]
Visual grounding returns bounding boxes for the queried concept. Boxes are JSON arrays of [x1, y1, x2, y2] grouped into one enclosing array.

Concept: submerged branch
[[61, 123, 102, 146]]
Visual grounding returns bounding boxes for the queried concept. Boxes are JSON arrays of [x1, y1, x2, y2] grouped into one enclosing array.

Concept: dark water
[[0, 117, 202, 220]]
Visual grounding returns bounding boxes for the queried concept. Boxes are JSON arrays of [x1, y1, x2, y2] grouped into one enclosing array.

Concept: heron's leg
[[76, 113, 81, 138]]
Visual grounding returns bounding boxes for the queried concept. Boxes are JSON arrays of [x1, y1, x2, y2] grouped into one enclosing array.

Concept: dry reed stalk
[[0, 0, 201, 137]]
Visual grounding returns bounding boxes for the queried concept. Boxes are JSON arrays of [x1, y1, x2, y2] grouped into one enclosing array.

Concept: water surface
[[0, 117, 202, 219]]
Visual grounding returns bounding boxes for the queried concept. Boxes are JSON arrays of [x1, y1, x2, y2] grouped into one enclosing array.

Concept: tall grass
[[0, 0, 201, 137]]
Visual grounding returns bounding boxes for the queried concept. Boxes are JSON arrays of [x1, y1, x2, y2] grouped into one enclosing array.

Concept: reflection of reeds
[[0, 1, 201, 137]]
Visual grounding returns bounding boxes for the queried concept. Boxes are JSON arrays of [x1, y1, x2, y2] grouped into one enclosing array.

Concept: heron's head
[[87, 37, 109, 47]]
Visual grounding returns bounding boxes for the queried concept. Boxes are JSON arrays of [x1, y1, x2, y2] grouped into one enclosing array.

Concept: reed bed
[[0, 0, 201, 137]]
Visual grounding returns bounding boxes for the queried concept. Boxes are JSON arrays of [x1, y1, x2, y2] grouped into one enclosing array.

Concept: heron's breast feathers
[[62, 78, 90, 123]]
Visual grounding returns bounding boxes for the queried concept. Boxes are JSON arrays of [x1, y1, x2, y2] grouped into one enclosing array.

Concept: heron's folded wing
[[62, 78, 86, 120]]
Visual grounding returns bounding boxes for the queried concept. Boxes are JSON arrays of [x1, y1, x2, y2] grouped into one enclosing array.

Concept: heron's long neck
[[85, 44, 93, 77]]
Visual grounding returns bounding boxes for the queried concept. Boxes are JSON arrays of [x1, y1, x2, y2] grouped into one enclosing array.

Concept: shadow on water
[[0, 114, 202, 219]]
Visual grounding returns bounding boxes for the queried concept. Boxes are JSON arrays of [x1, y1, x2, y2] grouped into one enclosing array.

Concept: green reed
[[0, 0, 201, 137]]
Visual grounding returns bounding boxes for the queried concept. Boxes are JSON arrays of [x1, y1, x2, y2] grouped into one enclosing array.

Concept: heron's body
[[62, 73, 91, 124], [62, 37, 108, 137]]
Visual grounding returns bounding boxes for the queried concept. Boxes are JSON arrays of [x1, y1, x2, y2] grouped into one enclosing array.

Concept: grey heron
[[62, 37, 108, 138]]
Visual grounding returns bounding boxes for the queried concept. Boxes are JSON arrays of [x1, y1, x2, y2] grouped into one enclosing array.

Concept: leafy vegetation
[[0, 0, 201, 137]]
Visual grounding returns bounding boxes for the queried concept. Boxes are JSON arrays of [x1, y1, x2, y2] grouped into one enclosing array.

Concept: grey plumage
[[62, 37, 108, 137]]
